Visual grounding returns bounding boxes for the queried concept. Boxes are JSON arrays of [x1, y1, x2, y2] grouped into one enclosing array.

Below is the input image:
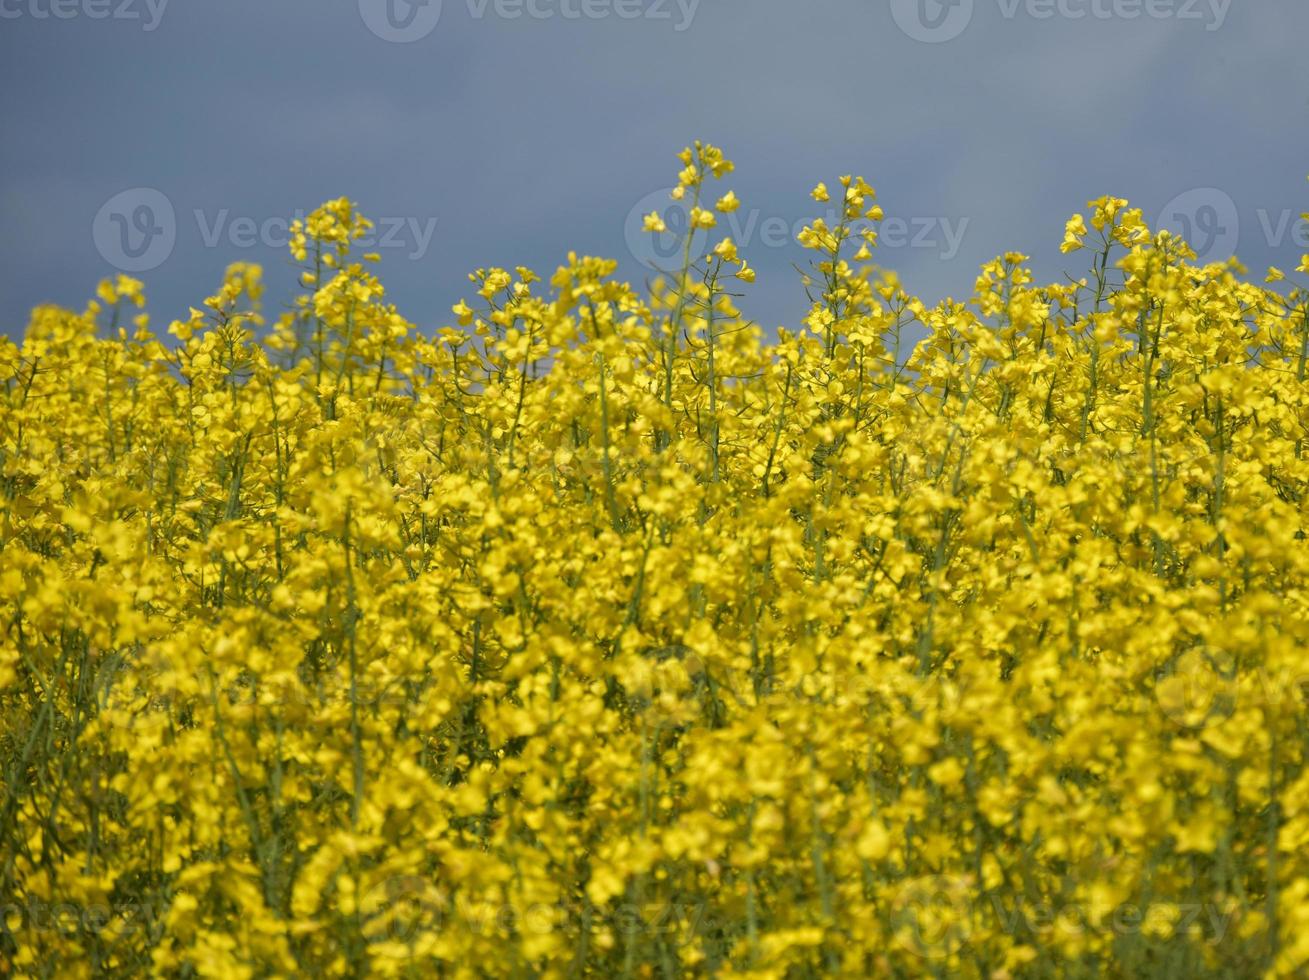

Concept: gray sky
[[2, 0, 1306, 339]]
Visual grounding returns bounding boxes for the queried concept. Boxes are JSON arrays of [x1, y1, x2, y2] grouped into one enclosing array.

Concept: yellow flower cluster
[[3, 144, 1309, 978]]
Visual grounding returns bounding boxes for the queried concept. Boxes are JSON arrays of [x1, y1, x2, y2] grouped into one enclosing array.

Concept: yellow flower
[[712, 237, 739, 263], [1060, 213, 1088, 253], [689, 206, 716, 229]]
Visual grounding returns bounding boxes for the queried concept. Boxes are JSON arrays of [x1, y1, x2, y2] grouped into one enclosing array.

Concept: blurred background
[[1, 0, 1306, 338]]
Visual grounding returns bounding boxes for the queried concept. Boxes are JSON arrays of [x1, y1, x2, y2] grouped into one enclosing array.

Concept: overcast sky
[[2, 0, 1306, 339]]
